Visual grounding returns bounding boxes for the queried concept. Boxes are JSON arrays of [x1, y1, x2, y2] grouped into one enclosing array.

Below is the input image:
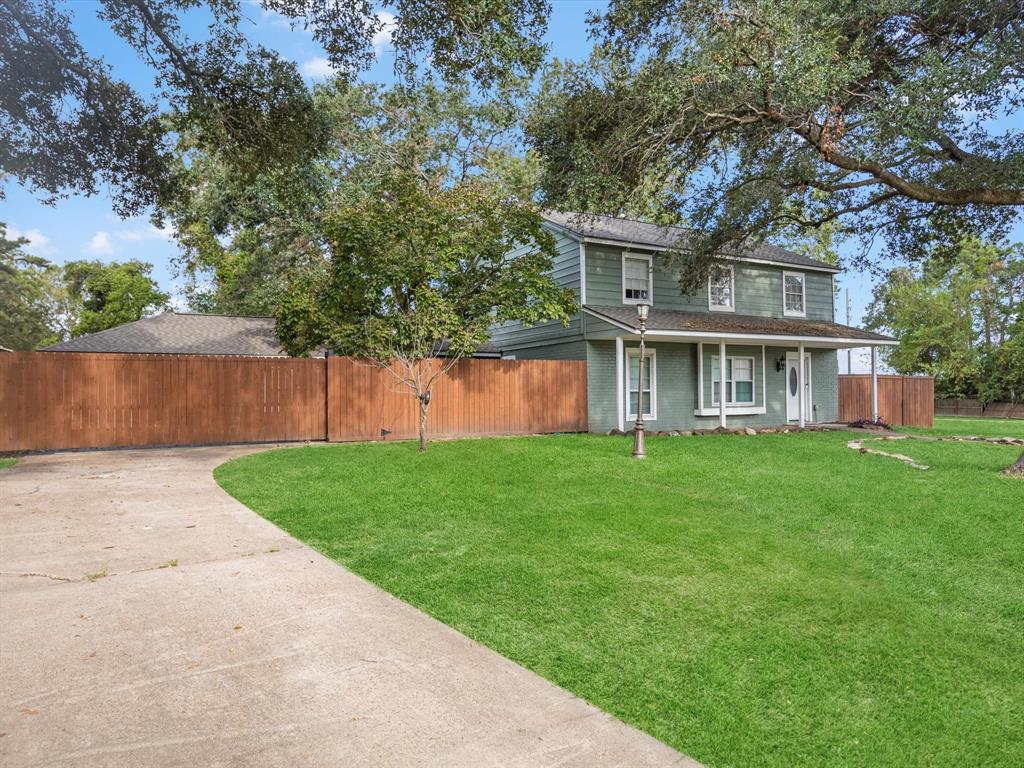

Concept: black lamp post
[[632, 302, 650, 459]]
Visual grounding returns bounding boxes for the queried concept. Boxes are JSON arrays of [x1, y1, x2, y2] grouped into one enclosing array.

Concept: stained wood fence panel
[[1, 352, 587, 451], [0, 352, 326, 451], [326, 357, 588, 442], [935, 399, 1024, 419], [838, 374, 934, 427]]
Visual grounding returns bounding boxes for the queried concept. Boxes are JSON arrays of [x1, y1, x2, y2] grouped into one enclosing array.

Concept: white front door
[[785, 352, 812, 422]]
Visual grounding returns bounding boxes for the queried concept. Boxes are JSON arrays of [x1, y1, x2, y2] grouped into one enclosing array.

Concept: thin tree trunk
[[418, 392, 431, 452], [1004, 450, 1024, 477]]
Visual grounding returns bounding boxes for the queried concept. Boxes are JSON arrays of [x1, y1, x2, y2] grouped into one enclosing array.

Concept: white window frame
[[708, 265, 735, 312], [783, 271, 806, 318], [624, 347, 656, 421], [711, 354, 755, 406], [622, 252, 653, 305]]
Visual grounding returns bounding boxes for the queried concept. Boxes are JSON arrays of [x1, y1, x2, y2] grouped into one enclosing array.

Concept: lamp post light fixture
[[632, 302, 650, 460]]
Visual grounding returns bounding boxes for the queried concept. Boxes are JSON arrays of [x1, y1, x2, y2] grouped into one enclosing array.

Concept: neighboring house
[[43, 312, 299, 357], [42, 311, 501, 359], [491, 212, 896, 431]]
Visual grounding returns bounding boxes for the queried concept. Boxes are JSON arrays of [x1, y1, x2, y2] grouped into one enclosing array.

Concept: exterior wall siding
[[506, 340, 587, 360], [584, 245, 835, 321], [587, 341, 840, 432], [489, 227, 583, 353]]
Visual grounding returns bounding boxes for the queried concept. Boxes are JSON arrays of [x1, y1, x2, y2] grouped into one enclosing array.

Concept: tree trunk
[[418, 391, 431, 452], [1004, 450, 1024, 477]]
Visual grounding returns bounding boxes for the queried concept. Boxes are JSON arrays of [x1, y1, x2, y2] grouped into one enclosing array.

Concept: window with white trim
[[783, 271, 806, 317], [625, 348, 656, 419], [712, 355, 755, 405], [622, 254, 652, 304], [708, 266, 734, 311]]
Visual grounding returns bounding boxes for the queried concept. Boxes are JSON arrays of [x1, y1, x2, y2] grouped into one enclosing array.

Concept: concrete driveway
[[0, 446, 696, 768]]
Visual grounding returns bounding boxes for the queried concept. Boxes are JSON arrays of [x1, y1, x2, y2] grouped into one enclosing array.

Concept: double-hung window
[[708, 266, 734, 311], [783, 271, 806, 317], [622, 254, 652, 304], [625, 348, 656, 420], [712, 355, 755, 406]]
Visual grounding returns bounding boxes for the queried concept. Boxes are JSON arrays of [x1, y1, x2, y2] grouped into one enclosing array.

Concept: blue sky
[[3, 1, 1021, 372]]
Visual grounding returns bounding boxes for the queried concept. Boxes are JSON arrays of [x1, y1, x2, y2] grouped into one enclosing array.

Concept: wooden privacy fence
[[326, 357, 588, 442], [0, 352, 326, 451], [935, 398, 1024, 419], [838, 374, 934, 427], [0, 352, 588, 451]]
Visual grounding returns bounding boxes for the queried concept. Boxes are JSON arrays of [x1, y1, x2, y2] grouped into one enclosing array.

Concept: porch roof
[[583, 305, 897, 347]]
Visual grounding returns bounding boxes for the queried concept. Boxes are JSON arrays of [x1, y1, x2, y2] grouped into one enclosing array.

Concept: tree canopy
[[163, 79, 540, 314], [866, 237, 1024, 402], [527, 0, 1024, 280], [1, 221, 169, 348], [0, 0, 549, 216]]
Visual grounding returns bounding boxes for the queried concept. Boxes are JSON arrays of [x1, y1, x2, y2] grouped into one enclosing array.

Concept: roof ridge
[[172, 311, 275, 319]]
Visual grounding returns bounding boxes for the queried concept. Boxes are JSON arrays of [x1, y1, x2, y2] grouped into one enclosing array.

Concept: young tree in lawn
[[275, 173, 576, 451]]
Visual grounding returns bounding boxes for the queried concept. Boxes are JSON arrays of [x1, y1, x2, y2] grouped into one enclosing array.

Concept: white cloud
[[84, 231, 115, 256], [116, 229, 145, 242], [372, 11, 397, 56], [300, 56, 335, 79], [7, 225, 55, 257]]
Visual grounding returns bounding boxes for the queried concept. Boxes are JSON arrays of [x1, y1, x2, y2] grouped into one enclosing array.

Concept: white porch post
[[870, 345, 879, 422], [615, 336, 625, 432], [797, 342, 806, 428], [719, 339, 727, 428]]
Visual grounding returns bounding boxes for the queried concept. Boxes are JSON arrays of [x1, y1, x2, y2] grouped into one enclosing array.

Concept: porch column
[[615, 336, 625, 432], [797, 342, 806, 428], [719, 339, 727, 428], [870, 345, 879, 422]]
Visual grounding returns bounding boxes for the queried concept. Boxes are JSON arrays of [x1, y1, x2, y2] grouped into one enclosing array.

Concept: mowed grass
[[216, 431, 1024, 768], [906, 415, 1024, 438], [0, 457, 16, 469]]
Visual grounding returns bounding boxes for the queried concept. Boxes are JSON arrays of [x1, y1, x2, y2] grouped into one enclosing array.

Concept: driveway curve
[[0, 446, 697, 768]]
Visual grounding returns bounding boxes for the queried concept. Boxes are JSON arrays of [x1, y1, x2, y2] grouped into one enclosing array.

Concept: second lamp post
[[632, 302, 650, 459]]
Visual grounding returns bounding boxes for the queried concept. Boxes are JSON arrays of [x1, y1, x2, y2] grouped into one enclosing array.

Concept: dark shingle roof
[[543, 211, 840, 272], [584, 305, 895, 343], [43, 313, 292, 356]]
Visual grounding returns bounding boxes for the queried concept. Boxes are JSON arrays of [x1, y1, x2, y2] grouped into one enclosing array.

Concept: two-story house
[[491, 212, 896, 432]]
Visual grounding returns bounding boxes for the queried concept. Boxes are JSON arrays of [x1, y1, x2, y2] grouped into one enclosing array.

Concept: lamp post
[[632, 302, 650, 459]]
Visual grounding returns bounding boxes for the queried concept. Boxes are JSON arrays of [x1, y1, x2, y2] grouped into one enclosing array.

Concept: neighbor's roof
[[542, 211, 840, 273], [43, 312, 292, 357], [584, 305, 896, 344]]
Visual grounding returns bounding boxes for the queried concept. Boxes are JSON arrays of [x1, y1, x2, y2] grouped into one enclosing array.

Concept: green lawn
[[906, 415, 1024, 438], [216, 431, 1023, 768], [0, 457, 16, 470]]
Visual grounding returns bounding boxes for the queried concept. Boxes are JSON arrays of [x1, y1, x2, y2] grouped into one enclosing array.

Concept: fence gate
[[838, 374, 934, 427]]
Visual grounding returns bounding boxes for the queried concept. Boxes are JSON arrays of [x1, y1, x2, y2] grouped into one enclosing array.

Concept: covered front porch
[[582, 305, 898, 434]]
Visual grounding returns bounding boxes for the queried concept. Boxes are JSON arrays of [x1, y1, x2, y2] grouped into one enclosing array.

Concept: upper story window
[[783, 271, 806, 317], [622, 254, 652, 304], [708, 265, 734, 312]]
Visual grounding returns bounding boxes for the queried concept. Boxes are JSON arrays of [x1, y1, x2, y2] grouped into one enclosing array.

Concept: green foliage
[[61, 259, 170, 338], [0, 224, 61, 350], [866, 238, 1024, 401], [276, 173, 574, 360], [1, 0, 549, 215], [217, 431, 1024, 768], [164, 79, 540, 314], [527, 1, 1024, 276]]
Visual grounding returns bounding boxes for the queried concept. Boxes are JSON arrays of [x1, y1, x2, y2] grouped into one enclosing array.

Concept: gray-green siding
[[586, 341, 838, 432], [584, 245, 835, 321], [489, 227, 584, 352]]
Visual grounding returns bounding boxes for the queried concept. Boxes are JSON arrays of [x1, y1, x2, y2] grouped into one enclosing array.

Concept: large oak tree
[[527, 0, 1024, 283]]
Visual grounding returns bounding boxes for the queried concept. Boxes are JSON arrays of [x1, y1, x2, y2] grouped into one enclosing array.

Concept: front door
[[785, 352, 812, 422]]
